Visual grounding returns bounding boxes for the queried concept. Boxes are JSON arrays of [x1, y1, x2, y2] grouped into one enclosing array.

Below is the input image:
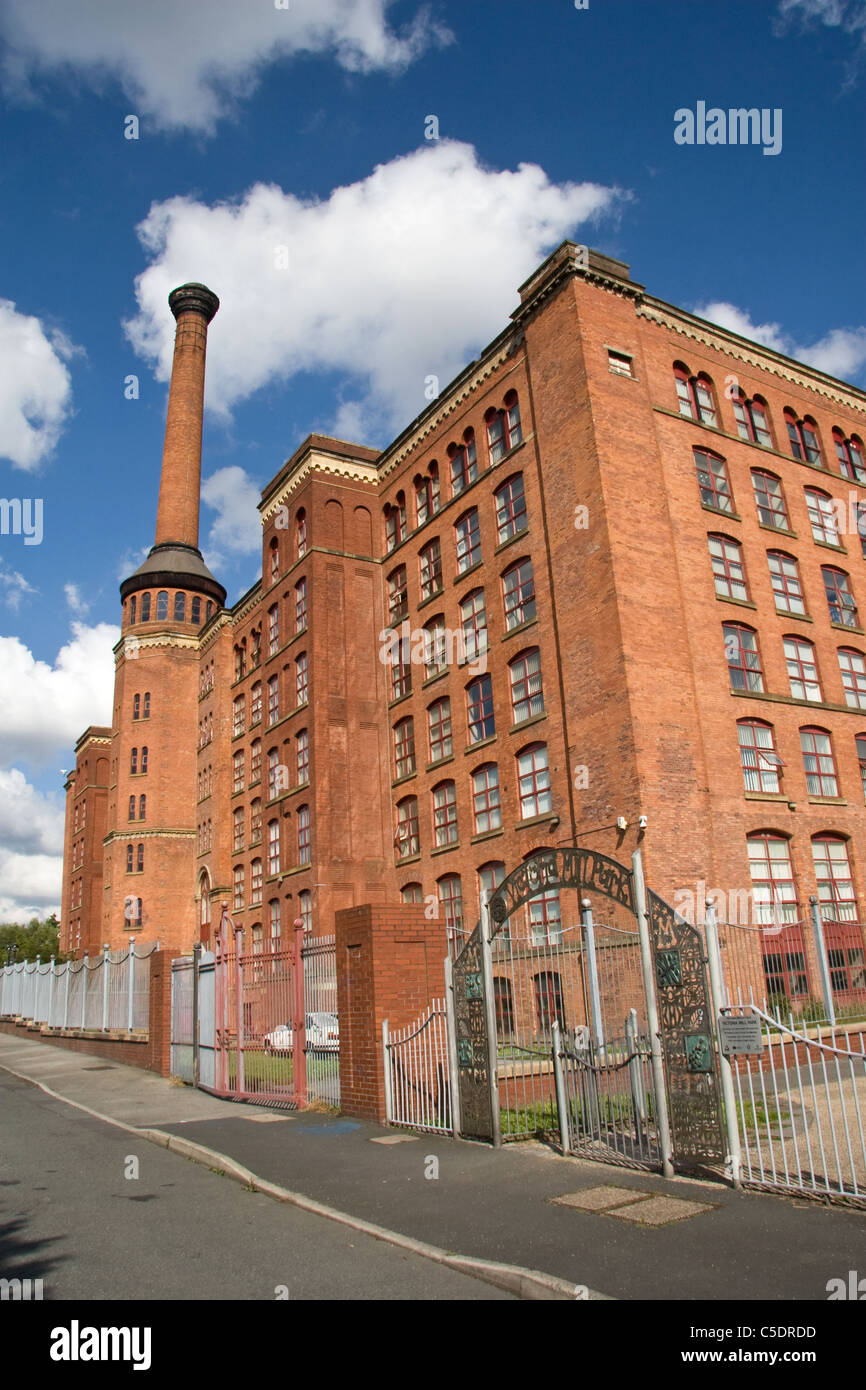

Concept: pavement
[[1, 1032, 864, 1302]]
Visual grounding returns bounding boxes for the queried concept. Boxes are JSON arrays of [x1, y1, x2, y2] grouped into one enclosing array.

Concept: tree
[[0, 914, 66, 964]]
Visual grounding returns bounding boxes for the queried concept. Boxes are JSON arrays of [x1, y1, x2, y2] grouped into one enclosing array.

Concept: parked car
[[305, 1012, 339, 1048], [263, 1022, 293, 1054]]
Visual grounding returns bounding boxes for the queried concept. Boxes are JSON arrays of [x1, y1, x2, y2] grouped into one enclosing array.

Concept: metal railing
[[384, 1000, 452, 1133], [0, 946, 155, 1035], [302, 934, 340, 1107], [725, 1002, 866, 1205]]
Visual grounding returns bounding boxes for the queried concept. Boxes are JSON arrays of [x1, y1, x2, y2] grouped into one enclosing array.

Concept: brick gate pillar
[[335, 903, 448, 1123]]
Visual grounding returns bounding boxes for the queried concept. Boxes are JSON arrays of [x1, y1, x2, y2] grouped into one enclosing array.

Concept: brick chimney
[[154, 283, 220, 550], [120, 282, 226, 615]]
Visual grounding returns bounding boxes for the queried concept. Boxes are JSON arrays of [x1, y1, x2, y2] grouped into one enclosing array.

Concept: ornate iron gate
[[448, 847, 725, 1174]]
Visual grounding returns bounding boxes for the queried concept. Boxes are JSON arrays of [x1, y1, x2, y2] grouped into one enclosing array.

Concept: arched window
[[534, 971, 565, 1035], [732, 391, 772, 447], [812, 836, 856, 924], [139, 795, 146, 820], [508, 649, 544, 722], [133, 693, 140, 720], [191, 596, 201, 625], [126, 844, 133, 873], [768, 552, 805, 615], [805, 488, 841, 546], [384, 494, 406, 552], [494, 473, 527, 542], [128, 795, 136, 821], [838, 648, 866, 710], [486, 390, 523, 463], [141, 746, 148, 774], [233, 864, 245, 910], [393, 717, 416, 779], [449, 429, 478, 497], [295, 578, 307, 632], [136, 843, 144, 873], [674, 364, 718, 426], [174, 592, 186, 622], [395, 797, 420, 859], [296, 729, 309, 785], [130, 748, 138, 775], [267, 605, 279, 656], [199, 871, 211, 941], [800, 728, 839, 798], [387, 566, 408, 624], [747, 832, 800, 929], [129, 595, 137, 624], [422, 615, 447, 679], [415, 463, 440, 525], [479, 862, 507, 931], [249, 739, 261, 784], [156, 591, 168, 620], [460, 589, 487, 666], [471, 763, 501, 834], [296, 509, 307, 559], [401, 883, 423, 904], [250, 798, 262, 844], [295, 652, 308, 705], [233, 806, 245, 852], [751, 469, 789, 530], [419, 538, 443, 601], [694, 449, 734, 514], [437, 874, 463, 944], [455, 508, 481, 573], [466, 674, 495, 743], [140, 592, 151, 621], [737, 720, 783, 793], [784, 409, 822, 465], [708, 535, 748, 601], [822, 567, 859, 628], [297, 805, 310, 865], [723, 624, 763, 692], [143, 692, 150, 718], [516, 744, 551, 819], [270, 537, 280, 583], [833, 428, 866, 483], [432, 781, 458, 847], [784, 636, 822, 701], [250, 858, 263, 907], [502, 557, 536, 627], [493, 977, 515, 1038], [267, 821, 280, 876], [206, 601, 214, 620], [427, 697, 452, 763], [857, 734, 866, 801]]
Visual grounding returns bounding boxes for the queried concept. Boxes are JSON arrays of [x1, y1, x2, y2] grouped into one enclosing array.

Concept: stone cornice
[[376, 342, 525, 483], [200, 610, 232, 654], [231, 581, 263, 627], [103, 829, 197, 846], [114, 632, 201, 663], [260, 451, 380, 523], [637, 299, 866, 416]]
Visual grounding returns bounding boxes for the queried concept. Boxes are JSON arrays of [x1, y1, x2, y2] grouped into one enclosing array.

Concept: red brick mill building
[[60, 242, 866, 1019]]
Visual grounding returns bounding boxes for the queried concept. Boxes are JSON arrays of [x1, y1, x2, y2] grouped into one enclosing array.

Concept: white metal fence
[[302, 933, 340, 1107], [383, 999, 452, 1133], [0, 947, 155, 1035]]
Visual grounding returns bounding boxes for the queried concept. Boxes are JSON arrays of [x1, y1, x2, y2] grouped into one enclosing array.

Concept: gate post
[[551, 1020, 570, 1154], [443, 955, 462, 1136], [102, 943, 110, 1032], [192, 943, 201, 1089], [809, 896, 837, 1028], [704, 904, 742, 1189], [293, 918, 307, 1107], [581, 899, 605, 1051], [81, 953, 88, 1030], [480, 895, 502, 1148], [127, 938, 136, 1033], [47, 957, 56, 1029], [382, 1019, 393, 1123], [631, 850, 674, 1179], [235, 926, 245, 1098]]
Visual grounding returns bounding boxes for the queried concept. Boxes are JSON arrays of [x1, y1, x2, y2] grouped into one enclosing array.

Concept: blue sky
[[0, 0, 864, 918]]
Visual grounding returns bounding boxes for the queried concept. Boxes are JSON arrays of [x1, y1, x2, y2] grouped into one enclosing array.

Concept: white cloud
[[0, 621, 119, 767], [0, 847, 63, 921], [201, 466, 263, 571], [693, 301, 866, 384], [0, 0, 452, 133], [0, 770, 64, 857], [64, 582, 89, 617], [0, 565, 37, 611], [777, 0, 865, 36], [0, 300, 76, 469], [126, 141, 624, 437]]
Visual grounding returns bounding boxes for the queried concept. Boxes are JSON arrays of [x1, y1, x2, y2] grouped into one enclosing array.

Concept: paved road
[[0, 1073, 512, 1300]]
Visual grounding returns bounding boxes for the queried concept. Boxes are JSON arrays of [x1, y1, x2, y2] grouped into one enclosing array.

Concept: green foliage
[[0, 914, 66, 964]]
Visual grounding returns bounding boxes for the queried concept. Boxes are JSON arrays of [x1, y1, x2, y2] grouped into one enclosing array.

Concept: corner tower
[[103, 283, 226, 951]]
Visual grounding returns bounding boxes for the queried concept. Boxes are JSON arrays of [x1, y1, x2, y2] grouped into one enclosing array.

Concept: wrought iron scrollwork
[[647, 890, 725, 1162], [489, 848, 634, 931]]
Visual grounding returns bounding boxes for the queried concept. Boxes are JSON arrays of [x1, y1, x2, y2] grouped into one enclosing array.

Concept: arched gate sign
[[451, 847, 725, 1169]]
